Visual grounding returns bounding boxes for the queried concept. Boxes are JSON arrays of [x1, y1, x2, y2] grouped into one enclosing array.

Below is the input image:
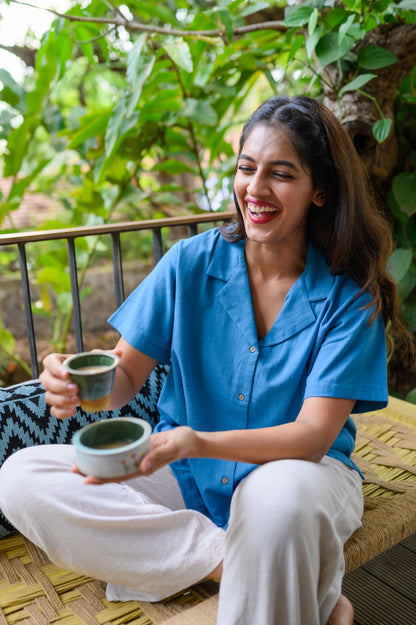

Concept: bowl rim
[[63, 351, 120, 375], [72, 416, 152, 455]]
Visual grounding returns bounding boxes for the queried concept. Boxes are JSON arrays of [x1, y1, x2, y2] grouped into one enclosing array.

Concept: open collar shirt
[[109, 228, 388, 529]]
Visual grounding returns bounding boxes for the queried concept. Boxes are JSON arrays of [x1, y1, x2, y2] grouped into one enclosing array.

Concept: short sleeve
[[304, 289, 388, 413], [108, 243, 179, 363]]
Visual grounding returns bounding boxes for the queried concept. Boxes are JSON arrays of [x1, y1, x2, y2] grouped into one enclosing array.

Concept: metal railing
[[0, 211, 235, 378]]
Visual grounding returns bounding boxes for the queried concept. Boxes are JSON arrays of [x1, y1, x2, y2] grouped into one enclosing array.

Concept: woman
[[0, 96, 407, 625]]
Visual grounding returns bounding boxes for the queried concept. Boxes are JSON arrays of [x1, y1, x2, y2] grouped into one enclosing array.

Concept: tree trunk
[[321, 24, 416, 192]]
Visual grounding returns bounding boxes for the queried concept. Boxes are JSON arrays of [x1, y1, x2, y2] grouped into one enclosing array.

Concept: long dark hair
[[221, 95, 411, 352]]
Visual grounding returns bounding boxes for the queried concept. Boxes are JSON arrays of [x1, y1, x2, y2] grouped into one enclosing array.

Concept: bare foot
[[328, 594, 354, 625]]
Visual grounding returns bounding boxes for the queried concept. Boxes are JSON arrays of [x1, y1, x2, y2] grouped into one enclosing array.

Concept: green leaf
[[140, 89, 182, 121], [338, 14, 356, 45], [240, 2, 270, 17], [323, 7, 349, 29], [306, 26, 323, 61], [125, 55, 156, 118], [162, 38, 193, 73], [397, 0, 416, 10], [387, 248, 413, 282], [3, 116, 37, 177], [0, 324, 15, 355], [126, 35, 147, 85], [357, 45, 398, 70], [316, 32, 355, 67], [372, 118, 392, 143], [405, 387, 416, 405], [0, 69, 26, 109], [398, 264, 416, 301], [194, 63, 215, 87], [37, 266, 71, 292], [56, 32, 74, 81], [287, 35, 305, 63], [133, 1, 177, 23], [65, 111, 110, 149], [74, 25, 97, 65], [96, 95, 140, 184], [152, 159, 196, 175], [391, 172, 416, 216], [308, 8, 319, 35], [283, 6, 314, 27], [339, 73, 376, 96], [165, 128, 191, 151], [180, 99, 218, 126], [105, 96, 127, 158]]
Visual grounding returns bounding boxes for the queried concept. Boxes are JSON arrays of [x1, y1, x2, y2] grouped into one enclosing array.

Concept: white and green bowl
[[72, 417, 152, 478]]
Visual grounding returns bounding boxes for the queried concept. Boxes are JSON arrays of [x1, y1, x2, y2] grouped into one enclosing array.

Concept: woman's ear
[[312, 189, 326, 206]]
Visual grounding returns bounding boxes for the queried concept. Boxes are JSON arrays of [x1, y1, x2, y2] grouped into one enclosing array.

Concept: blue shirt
[[109, 228, 388, 528]]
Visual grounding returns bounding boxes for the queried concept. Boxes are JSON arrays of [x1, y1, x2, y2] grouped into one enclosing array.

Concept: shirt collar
[[207, 237, 335, 346], [207, 236, 334, 301], [303, 242, 335, 302]]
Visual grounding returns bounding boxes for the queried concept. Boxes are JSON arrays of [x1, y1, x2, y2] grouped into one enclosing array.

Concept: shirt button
[[249, 346, 256, 353], [222, 477, 229, 484], [238, 394, 245, 401]]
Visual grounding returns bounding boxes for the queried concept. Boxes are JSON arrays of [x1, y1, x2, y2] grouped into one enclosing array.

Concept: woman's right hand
[[39, 353, 80, 420]]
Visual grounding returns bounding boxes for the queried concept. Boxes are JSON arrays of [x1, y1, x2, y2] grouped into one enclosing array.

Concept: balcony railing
[[0, 211, 235, 378]]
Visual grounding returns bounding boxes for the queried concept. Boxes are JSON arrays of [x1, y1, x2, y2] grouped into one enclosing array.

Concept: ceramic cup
[[63, 351, 119, 413], [72, 417, 152, 478]]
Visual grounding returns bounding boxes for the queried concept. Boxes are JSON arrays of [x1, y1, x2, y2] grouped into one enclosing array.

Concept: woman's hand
[[140, 427, 198, 474], [40, 349, 123, 420], [74, 427, 199, 484], [39, 352, 80, 420]]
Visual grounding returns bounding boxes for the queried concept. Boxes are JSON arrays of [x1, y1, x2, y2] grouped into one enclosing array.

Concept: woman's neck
[[244, 238, 307, 282]]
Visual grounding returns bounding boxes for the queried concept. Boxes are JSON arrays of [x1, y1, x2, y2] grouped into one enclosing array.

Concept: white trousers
[[0, 445, 363, 625]]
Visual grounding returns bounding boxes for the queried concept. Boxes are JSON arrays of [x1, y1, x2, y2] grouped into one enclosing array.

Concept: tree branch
[[9, 0, 288, 39], [0, 43, 36, 67]]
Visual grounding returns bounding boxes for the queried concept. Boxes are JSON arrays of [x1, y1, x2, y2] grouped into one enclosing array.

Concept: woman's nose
[[247, 171, 267, 196]]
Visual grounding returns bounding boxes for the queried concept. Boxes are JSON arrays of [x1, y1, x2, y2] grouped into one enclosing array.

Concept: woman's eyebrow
[[238, 153, 300, 171]]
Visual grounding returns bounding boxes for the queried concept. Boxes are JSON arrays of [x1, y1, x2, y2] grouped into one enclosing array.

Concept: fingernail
[[67, 383, 77, 391]]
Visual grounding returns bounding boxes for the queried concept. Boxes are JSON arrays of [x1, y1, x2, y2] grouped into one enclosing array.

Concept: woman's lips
[[246, 200, 280, 224]]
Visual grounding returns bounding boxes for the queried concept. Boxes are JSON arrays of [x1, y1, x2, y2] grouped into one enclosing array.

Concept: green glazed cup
[[63, 351, 119, 413]]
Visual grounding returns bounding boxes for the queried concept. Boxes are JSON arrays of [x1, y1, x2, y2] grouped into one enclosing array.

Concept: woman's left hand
[[72, 426, 198, 484]]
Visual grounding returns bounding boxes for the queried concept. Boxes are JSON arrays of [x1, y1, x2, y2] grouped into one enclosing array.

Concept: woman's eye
[[237, 165, 254, 173], [272, 172, 293, 180]]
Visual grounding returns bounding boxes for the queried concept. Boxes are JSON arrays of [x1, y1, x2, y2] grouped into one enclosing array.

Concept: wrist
[[192, 430, 210, 458]]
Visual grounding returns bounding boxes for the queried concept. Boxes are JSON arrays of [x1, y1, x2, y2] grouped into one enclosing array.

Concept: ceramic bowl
[[72, 417, 152, 478]]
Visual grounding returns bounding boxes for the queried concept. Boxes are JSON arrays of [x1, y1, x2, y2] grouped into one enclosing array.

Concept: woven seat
[[1, 395, 416, 624]]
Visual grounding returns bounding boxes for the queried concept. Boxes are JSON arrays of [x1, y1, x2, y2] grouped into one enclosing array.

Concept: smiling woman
[[0, 95, 412, 625]]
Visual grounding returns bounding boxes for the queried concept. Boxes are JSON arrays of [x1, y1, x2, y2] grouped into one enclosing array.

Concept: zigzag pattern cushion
[[0, 363, 169, 537]]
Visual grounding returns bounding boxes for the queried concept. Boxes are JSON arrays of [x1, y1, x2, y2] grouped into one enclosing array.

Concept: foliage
[[0, 0, 415, 391]]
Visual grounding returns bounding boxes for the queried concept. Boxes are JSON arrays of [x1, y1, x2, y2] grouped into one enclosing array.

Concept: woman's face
[[234, 123, 324, 251]]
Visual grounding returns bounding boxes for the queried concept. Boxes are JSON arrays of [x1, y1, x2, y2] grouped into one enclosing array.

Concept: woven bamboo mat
[[1, 395, 416, 624], [0, 533, 219, 624]]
